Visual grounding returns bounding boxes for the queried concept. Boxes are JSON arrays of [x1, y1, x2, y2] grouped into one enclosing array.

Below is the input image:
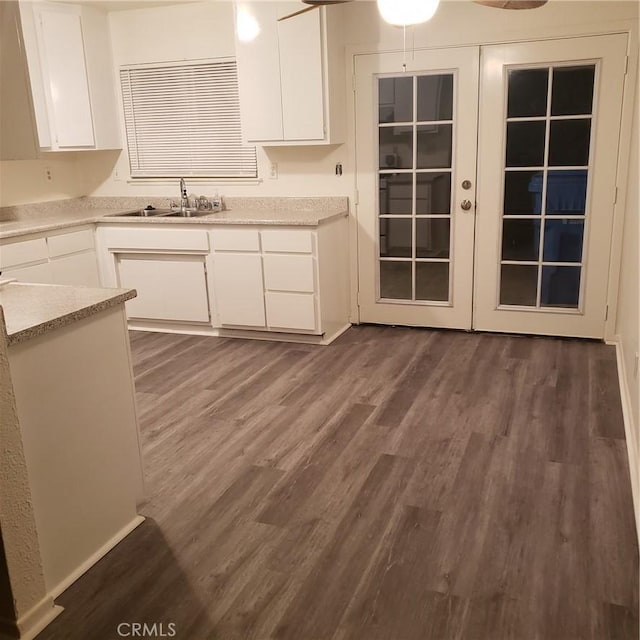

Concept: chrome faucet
[[179, 177, 189, 212]]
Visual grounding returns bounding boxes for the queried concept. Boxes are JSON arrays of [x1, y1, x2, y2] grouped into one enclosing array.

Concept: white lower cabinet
[[50, 251, 99, 287], [97, 225, 212, 326], [211, 253, 266, 327], [96, 218, 349, 342], [0, 226, 99, 286], [118, 255, 209, 323], [265, 291, 316, 331], [210, 227, 325, 335]]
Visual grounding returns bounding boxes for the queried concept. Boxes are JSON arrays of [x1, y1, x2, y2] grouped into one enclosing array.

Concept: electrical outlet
[[44, 167, 52, 182], [113, 167, 121, 181], [269, 162, 278, 179]]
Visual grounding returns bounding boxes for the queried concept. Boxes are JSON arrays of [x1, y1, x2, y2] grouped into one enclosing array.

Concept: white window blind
[[120, 59, 257, 178]]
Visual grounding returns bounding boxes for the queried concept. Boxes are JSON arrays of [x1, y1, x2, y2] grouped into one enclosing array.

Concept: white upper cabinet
[[234, 2, 345, 145], [36, 5, 95, 148], [0, 1, 120, 159]]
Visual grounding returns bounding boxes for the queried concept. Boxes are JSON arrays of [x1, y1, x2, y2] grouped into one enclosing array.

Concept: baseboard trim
[[0, 597, 63, 640], [47, 515, 145, 600], [613, 336, 639, 543]]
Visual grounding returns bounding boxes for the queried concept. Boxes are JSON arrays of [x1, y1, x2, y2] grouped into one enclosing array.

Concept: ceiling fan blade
[[278, 0, 351, 22], [474, 0, 548, 8], [277, 5, 317, 22], [302, 0, 352, 5]]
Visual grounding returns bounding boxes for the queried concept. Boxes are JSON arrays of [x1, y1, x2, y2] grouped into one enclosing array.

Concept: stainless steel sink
[[108, 208, 213, 218], [111, 208, 174, 217], [164, 209, 212, 218]]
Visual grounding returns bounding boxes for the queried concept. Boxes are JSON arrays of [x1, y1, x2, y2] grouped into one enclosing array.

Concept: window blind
[[120, 59, 257, 178]]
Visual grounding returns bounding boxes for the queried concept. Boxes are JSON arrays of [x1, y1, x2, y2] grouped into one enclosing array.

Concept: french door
[[355, 47, 479, 329], [355, 34, 628, 338]]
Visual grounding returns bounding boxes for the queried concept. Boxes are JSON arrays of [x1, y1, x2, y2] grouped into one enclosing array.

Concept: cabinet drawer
[[101, 227, 209, 252], [0, 238, 48, 269], [2, 261, 53, 284], [261, 229, 313, 253], [263, 254, 315, 292], [48, 228, 94, 257], [265, 291, 317, 332], [211, 229, 260, 252]]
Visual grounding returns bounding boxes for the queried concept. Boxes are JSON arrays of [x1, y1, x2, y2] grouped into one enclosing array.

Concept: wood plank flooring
[[37, 326, 638, 640]]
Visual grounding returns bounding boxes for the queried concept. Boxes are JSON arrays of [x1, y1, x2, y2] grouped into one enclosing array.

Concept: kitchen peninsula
[[0, 281, 144, 638]]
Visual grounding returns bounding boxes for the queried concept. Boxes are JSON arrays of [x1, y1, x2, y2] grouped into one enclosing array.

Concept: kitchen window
[[120, 59, 257, 179]]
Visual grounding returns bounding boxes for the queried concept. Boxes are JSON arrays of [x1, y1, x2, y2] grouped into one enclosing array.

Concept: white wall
[[615, 74, 639, 527], [0, 155, 85, 208]]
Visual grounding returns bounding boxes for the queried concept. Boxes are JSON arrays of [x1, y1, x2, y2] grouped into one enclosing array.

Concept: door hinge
[[352, 74, 356, 92], [354, 189, 359, 206], [605, 304, 609, 321], [614, 186, 618, 204], [624, 55, 629, 75], [356, 290, 361, 306]]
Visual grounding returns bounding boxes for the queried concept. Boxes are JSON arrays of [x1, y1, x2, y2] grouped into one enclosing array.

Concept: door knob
[[461, 199, 473, 211]]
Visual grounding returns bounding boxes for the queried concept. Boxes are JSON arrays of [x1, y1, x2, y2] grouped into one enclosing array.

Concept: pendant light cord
[[402, 24, 407, 72]]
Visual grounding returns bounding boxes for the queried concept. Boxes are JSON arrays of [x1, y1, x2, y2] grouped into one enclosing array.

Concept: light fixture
[[377, 0, 440, 26], [236, 4, 260, 43]]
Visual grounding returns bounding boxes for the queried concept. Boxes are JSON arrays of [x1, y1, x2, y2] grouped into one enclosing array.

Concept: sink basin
[[165, 209, 212, 218], [111, 208, 174, 217], [108, 208, 214, 218]]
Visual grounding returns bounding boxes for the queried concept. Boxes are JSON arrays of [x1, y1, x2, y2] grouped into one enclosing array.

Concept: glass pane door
[[475, 34, 627, 338], [499, 64, 595, 310], [378, 74, 454, 303], [356, 46, 479, 330]]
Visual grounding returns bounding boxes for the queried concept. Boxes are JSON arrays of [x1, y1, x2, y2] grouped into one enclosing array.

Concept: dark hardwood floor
[[38, 326, 638, 640]]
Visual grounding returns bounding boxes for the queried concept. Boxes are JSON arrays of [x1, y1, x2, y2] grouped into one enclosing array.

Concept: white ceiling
[[51, 0, 201, 12]]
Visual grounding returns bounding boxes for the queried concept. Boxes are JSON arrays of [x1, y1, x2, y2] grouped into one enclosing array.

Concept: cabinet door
[[212, 253, 266, 327], [265, 291, 317, 332], [2, 262, 53, 284], [37, 5, 94, 147], [117, 255, 210, 323], [51, 252, 100, 287], [276, 3, 325, 140], [235, 2, 283, 142]]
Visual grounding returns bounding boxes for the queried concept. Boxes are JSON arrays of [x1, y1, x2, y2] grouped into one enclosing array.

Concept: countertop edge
[[6, 288, 137, 347], [0, 209, 349, 240]]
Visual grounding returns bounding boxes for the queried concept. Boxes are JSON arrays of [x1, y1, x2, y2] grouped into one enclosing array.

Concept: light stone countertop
[[0, 196, 349, 240], [0, 282, 136, 346]]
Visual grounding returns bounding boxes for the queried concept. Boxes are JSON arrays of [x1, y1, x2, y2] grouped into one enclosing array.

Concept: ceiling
[[51, 0, 200, 11]]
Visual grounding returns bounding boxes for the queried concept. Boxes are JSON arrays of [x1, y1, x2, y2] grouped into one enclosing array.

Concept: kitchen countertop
[[0, 282, 136, 346], [0, 196, 349, 240]]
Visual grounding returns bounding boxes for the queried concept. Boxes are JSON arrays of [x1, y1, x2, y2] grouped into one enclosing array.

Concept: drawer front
[[211, 229, 260, 252], [51, 252, 100, 287], [263, 254, 315, 293], [48, 228, 94, 257], [101, 227, 209, 252], [261, 229, 313, 253], [265, 291, 317, 332], [2, 261, 53, 284], [0, 238, 48, 269]]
